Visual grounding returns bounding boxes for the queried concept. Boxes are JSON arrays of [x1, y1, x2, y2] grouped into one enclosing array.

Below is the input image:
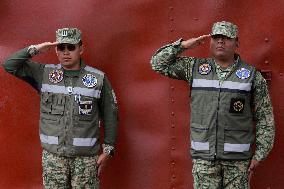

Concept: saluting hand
[[35, 42, 59, 54], [181, 34, 211, 49]]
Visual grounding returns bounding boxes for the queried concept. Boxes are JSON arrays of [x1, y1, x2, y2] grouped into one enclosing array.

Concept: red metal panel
[[0, 0, 284, 189]]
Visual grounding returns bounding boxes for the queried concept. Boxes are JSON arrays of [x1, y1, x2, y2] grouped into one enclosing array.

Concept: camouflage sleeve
[[99, 76, 118, 147], [252, 71, 275, 161], [150, 39, 196, 82], [3, 47, 44, 92]]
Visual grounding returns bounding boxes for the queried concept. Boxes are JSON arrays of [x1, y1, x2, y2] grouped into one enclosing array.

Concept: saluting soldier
[[3, 28, 118, 189], [150, 21, 275, 188]]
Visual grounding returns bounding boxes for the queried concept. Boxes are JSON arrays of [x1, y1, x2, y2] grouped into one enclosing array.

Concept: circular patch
[[236, 68, 250, 79], [198, 63, 212, 75], [49, 70, 63, 83], [233, 101, 244, 112], [82, 74, 97, 88]]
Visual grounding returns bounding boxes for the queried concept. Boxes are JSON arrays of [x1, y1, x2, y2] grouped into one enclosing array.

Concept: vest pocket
[[190, 123, 210, 152], [224, 129, 251, 153], [40, 93, 65, 115]]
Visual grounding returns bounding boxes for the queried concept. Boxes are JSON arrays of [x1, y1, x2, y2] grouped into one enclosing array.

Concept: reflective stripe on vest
[[224, 143, 250, 152], [73, 138, 97, 146], [192, 79, 252, 92], [40, 134, 59, 145], [41, 84, 101, 98], [84, 66, 104, 76], [191, 141, 210, 151], [45, 64, 62, 69]]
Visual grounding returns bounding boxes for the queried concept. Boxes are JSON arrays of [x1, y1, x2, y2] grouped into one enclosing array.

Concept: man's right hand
[[35, 42, 59, 54], [181, 34, 211, 49]]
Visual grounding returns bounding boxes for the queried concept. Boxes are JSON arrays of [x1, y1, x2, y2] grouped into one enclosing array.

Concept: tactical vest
[[39, 63, 104, 157], [190, 58, 256, 160]]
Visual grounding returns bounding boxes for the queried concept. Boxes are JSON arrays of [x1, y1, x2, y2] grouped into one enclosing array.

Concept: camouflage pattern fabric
[[42, 150, 99, 189], [56, 28, 82, 44], [192, 159, 250, 189], [211, 21, 238, 38]]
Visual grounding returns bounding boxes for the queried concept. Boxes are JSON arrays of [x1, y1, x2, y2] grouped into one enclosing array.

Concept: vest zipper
[[215, 86, 222, 159]]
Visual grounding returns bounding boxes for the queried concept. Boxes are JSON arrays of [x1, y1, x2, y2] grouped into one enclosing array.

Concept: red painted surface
[[0, 0, 283, 188]]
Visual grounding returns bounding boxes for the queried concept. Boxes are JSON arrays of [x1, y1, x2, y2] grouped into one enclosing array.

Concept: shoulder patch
[[236, 68, 250, 79], [198, 63, 212, 75]]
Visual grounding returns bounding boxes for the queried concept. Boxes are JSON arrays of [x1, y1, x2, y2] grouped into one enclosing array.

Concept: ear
[[55, 46, 59, 56], [79, 45, 84, 55], [235, 37, 240, 48]]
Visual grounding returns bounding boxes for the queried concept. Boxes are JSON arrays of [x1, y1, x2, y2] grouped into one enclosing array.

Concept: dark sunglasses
[[57, 44, 77, 51]]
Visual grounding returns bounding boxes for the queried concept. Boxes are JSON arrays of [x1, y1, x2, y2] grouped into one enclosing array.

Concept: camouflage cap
[[211, 21, 238, 38], [56, 28, 82, 44]]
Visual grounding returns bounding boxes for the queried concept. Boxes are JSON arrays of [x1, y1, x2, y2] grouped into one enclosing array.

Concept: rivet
[[171, 136, 176, 139], [264, 60, 269, 64], [194, 18, 199, 21], [280, 73, 283, 76], [264, 38, 269, 42], [172, 174, 176, 179], [171, 112, 175, 116], [169, 6, 174, 10], [172, 162, 175, 165], [170, 17, 174, 21], [171, 124, 175, 128], [170, 29, 174, 32], [171, 86, 175, 90], [171, 98, 175, 103], [171, 147, 175, 150]]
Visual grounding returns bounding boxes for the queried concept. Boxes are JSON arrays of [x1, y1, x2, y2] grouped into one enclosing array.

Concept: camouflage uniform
[[3, 28, 118, 189], [42, 150, 99, 189], [150, 21, 275, 189]]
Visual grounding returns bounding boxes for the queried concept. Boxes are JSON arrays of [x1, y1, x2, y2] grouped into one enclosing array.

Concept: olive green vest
[[40, 63, 104, 157], [190, 58, 256, 160]]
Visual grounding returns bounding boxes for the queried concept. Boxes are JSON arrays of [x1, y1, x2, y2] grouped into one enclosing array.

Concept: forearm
[[3, 47, 31, 75], [252, 72, 275, 161], [150, 39, 195, 81], [100, 77, 118, 146]]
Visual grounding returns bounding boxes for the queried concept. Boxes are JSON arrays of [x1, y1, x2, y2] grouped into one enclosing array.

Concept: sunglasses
[[57, 44, 77, 51]]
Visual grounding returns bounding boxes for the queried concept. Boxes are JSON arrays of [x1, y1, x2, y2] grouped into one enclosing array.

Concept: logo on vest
[[236, 68, 250, 79], [79, 100, 93, 115], [82, 74, 97, 88], [198, 63, 211, 75], [229, 98, 245, 113], [49, 70, 63, 83]]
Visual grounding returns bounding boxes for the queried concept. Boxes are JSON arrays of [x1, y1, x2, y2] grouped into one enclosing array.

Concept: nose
[[63, 49, 70, 55], [217, 37, 225, 43]]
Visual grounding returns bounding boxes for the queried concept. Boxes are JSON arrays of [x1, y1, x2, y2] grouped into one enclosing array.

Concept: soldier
[[3, 28, 118, 188], [150, 21, 275, 188]]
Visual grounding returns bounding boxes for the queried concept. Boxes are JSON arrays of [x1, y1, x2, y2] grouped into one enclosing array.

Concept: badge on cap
[[198, 63, 212, 75], [49, 70, 63, 83], [82, 74, 97, 88], [236, 68, 250, 79]]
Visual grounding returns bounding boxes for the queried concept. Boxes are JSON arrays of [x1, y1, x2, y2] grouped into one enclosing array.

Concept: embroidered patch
[[236, 68, 250, 79], [229, 98, 245, 113], [79, 101, 93, 115], [198, 63, 212, 75], [82, 74, 97, 88], [49, 70, 63, 83]]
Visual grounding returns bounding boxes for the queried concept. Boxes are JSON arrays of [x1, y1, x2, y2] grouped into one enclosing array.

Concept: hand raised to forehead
[[35, 42, 59, 54], [181, 34, 211, 49]]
